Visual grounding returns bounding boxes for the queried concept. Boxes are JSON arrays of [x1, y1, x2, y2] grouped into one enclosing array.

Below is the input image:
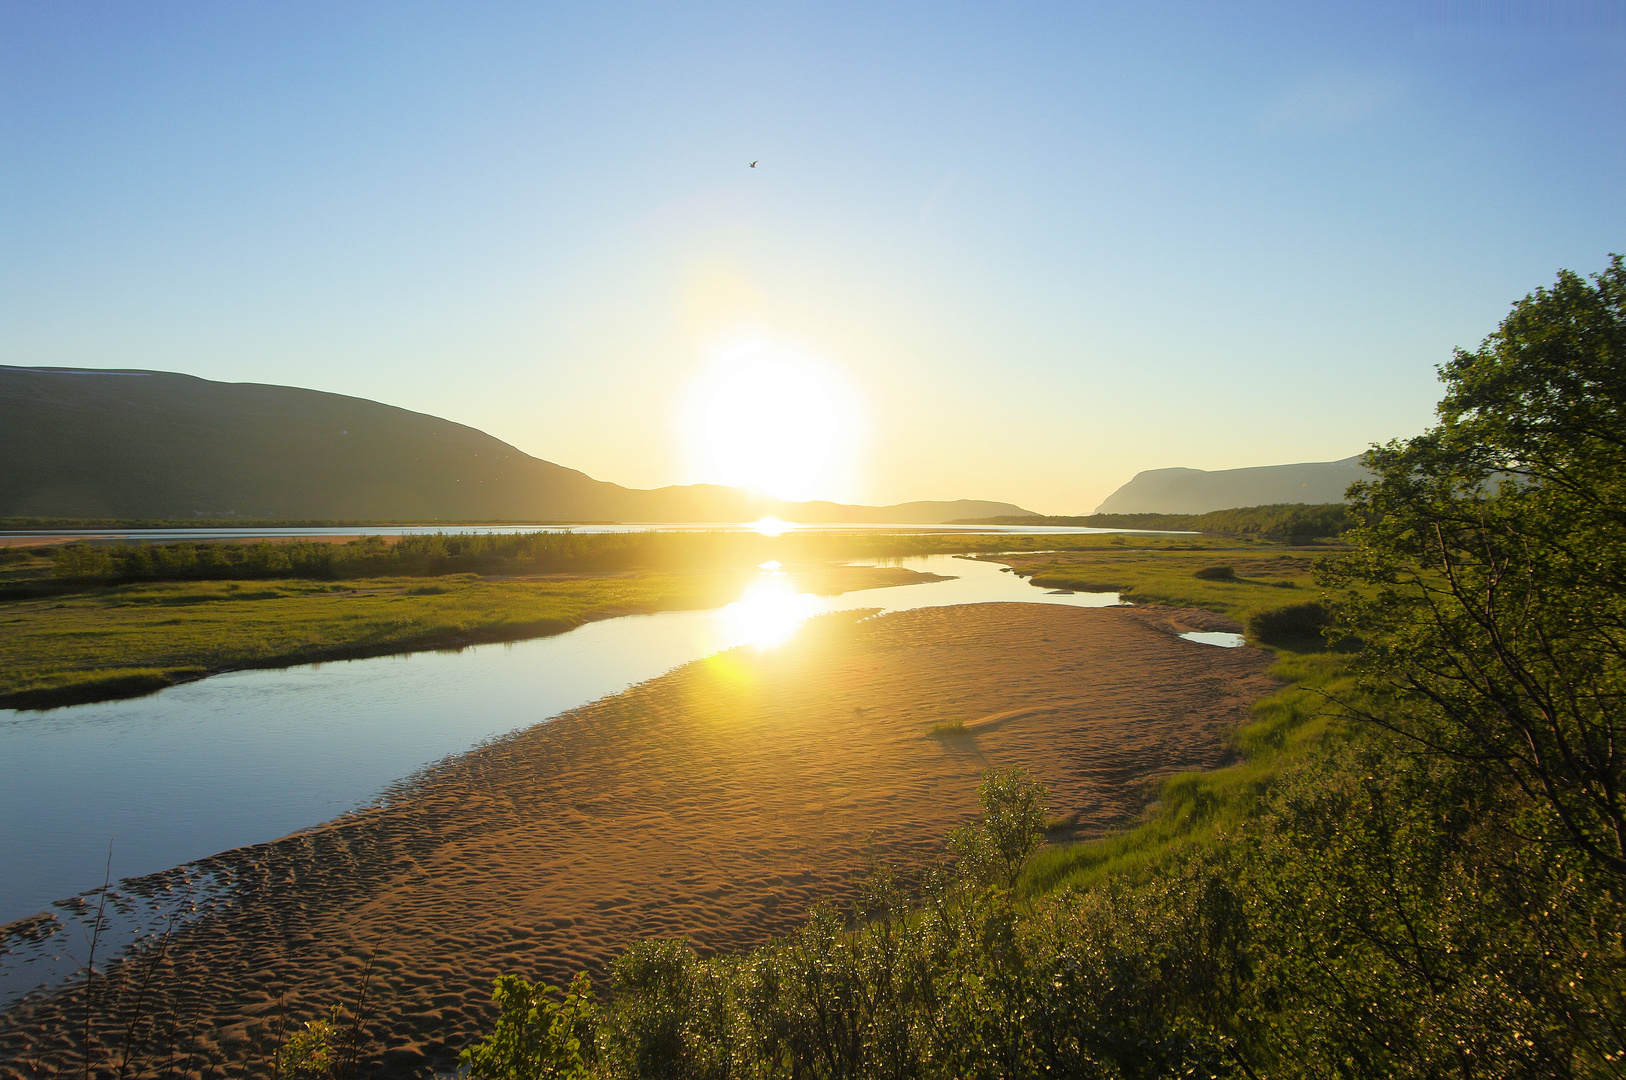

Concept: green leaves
[[461, 972, 598, 1080], [1328, 255, 1626, 883], [947, 766, 1049, 889]]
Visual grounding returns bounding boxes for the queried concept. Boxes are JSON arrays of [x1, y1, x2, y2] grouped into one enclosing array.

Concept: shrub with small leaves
[[461, 972, 597, 1080]]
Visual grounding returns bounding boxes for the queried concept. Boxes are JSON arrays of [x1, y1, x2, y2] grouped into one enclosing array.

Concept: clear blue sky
[[3, 2, 1622, 512]]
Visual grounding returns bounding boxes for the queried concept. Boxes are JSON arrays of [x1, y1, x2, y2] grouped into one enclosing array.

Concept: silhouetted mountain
[[0, 366, 1031, 523], [1093, 456, 1370, 514]]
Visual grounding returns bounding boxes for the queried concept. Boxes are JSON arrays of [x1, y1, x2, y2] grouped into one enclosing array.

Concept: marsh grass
[[0, 667, 205, 710], [43, 530, 1222, 588], [1020, 649, 1355, 895], [1006, 544, 1335, 629], [0, 570, 758, 709], [3, 533, 1289, 711], [986, 544, 1360, 896]]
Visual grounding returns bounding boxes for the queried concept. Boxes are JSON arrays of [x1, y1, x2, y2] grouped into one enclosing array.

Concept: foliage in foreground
[[464, 258, 1626, 1077], [466, 752, 1625, 1078]]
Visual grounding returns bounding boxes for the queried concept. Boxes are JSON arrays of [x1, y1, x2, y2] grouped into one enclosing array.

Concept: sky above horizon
[[3, 3, 1623, 513]]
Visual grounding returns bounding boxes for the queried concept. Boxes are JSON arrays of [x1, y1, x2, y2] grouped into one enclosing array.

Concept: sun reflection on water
[[748, 516, 793, 537], [720, 572, 822, 648]]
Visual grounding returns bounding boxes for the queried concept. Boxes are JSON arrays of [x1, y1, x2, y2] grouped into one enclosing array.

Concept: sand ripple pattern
[[0, 603, 1276, 1078]]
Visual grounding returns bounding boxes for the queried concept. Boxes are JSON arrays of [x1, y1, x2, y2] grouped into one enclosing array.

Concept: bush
[[1194, 565, 1237, 581], [1246, 601, 1331, 646], [947, 766, 1049, 887], [461, 972, 597, 1080]]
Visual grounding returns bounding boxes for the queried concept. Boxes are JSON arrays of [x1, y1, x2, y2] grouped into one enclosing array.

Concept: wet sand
[[0, 602, 1276, 1078]]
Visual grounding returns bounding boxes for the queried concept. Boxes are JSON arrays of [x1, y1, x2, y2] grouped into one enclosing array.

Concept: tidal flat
[[0, 601, 1279, 1077]]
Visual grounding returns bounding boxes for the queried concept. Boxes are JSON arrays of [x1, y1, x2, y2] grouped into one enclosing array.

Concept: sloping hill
[[1093, 456, 1370, 514], [0, 366, 1029, 523]]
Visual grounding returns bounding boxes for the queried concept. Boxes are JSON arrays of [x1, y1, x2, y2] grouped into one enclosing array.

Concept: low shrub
[[1247, 601, 1331, 646], [1193, 565, 1236, 581]]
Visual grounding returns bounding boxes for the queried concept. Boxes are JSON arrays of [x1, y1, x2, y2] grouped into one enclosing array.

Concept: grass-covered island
[[2, 260, 1622, 1079]]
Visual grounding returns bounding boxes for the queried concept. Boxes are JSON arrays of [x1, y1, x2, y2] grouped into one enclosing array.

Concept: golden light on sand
[[720, 572, 821, 648], [677, 340, 866, 504]]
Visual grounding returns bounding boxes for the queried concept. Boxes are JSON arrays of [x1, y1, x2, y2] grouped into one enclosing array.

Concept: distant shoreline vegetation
[[954, 503, 1353, 543], [34, 530, 1238, 589]]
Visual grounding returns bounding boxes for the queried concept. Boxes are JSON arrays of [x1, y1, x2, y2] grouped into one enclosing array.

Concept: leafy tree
[[1326, 254, 1626, 881], [1307, 257, 1626, 1073]]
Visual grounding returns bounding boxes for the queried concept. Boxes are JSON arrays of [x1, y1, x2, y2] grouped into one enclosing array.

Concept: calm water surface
[[1, 556, 1132, 931]]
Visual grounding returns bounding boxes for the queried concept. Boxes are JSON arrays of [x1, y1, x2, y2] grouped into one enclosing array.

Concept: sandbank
[[0, 602, 1275, 1077]]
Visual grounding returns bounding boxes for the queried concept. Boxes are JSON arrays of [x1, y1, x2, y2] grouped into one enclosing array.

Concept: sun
[[676, 340, 866, 503]]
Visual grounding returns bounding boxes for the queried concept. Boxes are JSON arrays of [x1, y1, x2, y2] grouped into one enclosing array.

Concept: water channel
[[0, 552, 1244, 1005], [0, 557, 1126, 912]]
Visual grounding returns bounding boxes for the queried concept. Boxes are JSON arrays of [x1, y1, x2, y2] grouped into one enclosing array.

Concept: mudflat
[[0, 602, 1276, 1078]]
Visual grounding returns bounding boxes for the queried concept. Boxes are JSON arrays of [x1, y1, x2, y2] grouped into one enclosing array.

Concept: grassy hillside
[[0, 366, 1031, 523]]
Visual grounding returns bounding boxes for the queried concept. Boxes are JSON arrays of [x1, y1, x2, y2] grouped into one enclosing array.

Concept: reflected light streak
[[720, 573, 821, 649], [749, 517, 793, 537]]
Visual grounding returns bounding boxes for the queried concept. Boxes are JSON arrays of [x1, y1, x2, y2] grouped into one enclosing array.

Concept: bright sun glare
[[677, 341, 865, 503], [720, 571, 821, 649]]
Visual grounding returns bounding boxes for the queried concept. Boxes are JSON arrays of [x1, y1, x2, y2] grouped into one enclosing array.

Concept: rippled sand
[[0, 602, 1275, 1078]]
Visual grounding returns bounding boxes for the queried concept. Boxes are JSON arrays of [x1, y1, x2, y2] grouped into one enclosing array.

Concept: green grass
[[34, 529, 1253, 590], [1020, 650, 1353, 895], [992, 543, 1361, 897], [0, 569, 762, 710], [999, 546, 1325, 626], [0, 558, 971, 710]]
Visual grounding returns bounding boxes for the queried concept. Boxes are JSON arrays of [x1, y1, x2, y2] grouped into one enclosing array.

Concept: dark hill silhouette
[[1093, 456, 1370, 514], [0, 366, 1030, 523]]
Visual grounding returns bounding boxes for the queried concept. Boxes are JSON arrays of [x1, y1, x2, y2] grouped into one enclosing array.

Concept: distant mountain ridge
[[1093, 456, 1370, 515], [0, 366, 1031, 524]]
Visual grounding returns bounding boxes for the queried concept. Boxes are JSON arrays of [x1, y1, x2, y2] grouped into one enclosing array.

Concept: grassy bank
[[2, 533, 1334, 718], [1019, 647, 1352, 893], [0, 560, 959, 711], [0, 570, 757, 710], [992, 546, 1316, 616], [955, 502, 1353, 542], [988, 543, 1355, 892]]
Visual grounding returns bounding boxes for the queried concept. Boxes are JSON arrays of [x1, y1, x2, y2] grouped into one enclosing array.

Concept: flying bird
[[749, 160, 757, 168]]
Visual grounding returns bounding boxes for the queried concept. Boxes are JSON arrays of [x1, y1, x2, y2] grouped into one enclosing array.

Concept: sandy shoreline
[[0, 602, 1276, 1077]]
